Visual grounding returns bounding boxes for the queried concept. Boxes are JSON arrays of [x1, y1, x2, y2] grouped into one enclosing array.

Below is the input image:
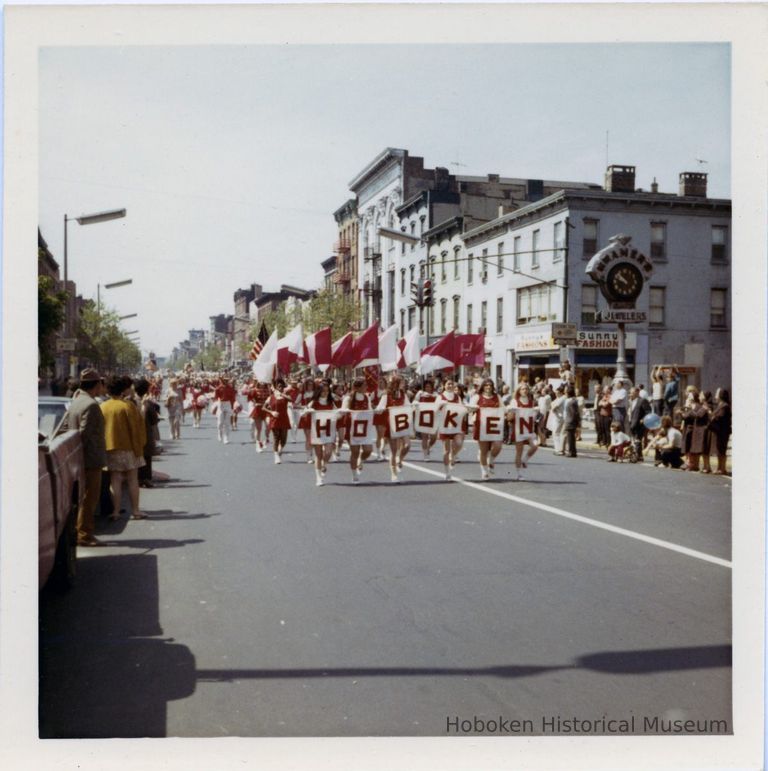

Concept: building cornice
[[348, 148, 407, 192]]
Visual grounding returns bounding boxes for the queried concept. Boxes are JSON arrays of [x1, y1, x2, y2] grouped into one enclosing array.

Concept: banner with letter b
[[388, 405, 414, 438]]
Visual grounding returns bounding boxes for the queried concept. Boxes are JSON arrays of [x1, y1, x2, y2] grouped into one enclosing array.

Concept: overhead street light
[[104, 279, 133, 290], [64, 208, 126, 287], [119, 313, 138, 320]]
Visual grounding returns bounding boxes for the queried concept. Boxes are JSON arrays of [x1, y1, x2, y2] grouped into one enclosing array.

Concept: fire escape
[[363, 242, 382, 324]]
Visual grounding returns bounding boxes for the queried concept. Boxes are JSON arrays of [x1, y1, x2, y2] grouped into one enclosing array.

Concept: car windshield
[[38, 400, 70, 440]]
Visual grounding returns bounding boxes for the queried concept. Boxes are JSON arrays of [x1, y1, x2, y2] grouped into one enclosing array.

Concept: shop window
[[581, 284, 598, 325], [650, 222, 667, 261], [711, 226, 728, 263], [710, 288, 727, 328], [649, 286, 666, 326], [583, 218, 598, 258]]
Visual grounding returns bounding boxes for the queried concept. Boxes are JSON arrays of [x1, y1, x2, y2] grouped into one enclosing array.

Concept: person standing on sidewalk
[[628, 386, 651, 461], [563, 385, 581, 458], [610, 379, 629, 430], [62, 368, 108, 546], [546, 384, 566, 455], [134, 378, 159, 488]]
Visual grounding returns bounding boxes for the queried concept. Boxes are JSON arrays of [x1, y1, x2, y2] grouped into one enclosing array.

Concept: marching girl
[[304, 379, 337, 487], [510, 381, 539, 480], [213, 376, 237, 444], [190, 381, 207, 429], [178, 378, 188, 424], [247, 379, 271, 451], [230, 377, 243, 432], [371, 380, 389, 461], [263, 379, 292, 464], [435, 378, 466, 481], [341, 377, 374, 484], [413, 378, 439, 460], [284, 378, 301, 443], [468, 378, 504, 481], [296, 377, 317, 464], [375, 373, 412, 484], [332, 383, 347, 461], [164, 378, 183, 440]]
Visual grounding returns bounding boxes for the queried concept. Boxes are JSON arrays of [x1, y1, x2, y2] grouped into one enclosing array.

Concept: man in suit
[[628, 386, 652, 462], [63, 368, 108, 546]]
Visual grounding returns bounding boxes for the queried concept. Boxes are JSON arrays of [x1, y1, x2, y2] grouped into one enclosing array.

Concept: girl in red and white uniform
[[295, 377, 317, 464], [372, 383, 389, 461], [190, 381, 207, 428], [263, 379, 292, 464], [284, 379, 301, 443], [214, 376, 237, 444], [247, 380, 271, 451], [341, 377, 373, 484], [304, 379, 337, 486], [510, 382, 539, 481], [468, 378, 504, 480], [332, 383, 347, 461], [375, 374, 411, 483], [413, 378, 439, 460], [436, 378, 466, 481]]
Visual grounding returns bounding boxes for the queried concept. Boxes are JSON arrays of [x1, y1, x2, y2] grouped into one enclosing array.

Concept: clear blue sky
[[38, 42, 730, 356]]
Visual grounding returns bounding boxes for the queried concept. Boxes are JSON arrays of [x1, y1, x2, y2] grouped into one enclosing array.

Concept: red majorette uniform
[[343, 391, 372, 440], [214, 383, 237, 408], [284, 384, 300, 407], [332, 391, 349, 437], [266, 392, 292, 430], [509, 396, 536, 443], [376, 390, 410, 438], [436, 390, 468, 440], [372, 387, 388, 428], [247, 384, 270, 419], [472, 393, 502, 441], [297, 390, 315, 430]]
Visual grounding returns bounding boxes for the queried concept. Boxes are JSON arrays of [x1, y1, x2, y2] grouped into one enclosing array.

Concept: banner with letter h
[[310, 410, 338, 445]]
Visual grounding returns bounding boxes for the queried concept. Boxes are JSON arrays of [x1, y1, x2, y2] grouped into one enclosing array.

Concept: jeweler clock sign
[[585, 234, 653, 322]]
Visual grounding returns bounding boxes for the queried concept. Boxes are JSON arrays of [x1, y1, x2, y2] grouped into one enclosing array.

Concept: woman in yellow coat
[[101, 375, 148, 520]]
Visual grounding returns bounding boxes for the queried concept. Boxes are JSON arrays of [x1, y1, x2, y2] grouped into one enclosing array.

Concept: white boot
[[352, 469, 360, 484], [315, 470, 324, 487], [390, 469, 400, 483], [480, 465, 490, 480], [444, 465, 452, 481], [274, 453, 281, 465]]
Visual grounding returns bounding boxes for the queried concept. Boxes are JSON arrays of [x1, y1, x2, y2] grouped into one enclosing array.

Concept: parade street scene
[[14, 6, 765, 770]]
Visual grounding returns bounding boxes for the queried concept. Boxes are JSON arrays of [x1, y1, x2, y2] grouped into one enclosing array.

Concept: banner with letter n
[[478, 407, 506, 442], [415, 403, 439, 435], [439, 403, 467, 435], [348, 410, 375, 446], [388, 405, 414, 438], [310, 410, 338, 445], [514, 407, 538, 443]]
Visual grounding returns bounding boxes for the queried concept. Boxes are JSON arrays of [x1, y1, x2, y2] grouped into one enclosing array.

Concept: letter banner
[[514, 407, 538, 443], [478, 407, 506, 442], [415, 403, 439, 435], [388, 405, 414, 438], [349, 410, 376, 446], [310, 410, 338, 445], [439, 403, 467, 435]]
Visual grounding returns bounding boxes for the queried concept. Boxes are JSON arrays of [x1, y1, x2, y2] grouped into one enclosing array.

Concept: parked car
[[38, 398, 84, 590]]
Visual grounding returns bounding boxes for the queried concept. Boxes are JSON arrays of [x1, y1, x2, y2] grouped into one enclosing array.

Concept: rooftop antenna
[[695, 158, 709, 166]]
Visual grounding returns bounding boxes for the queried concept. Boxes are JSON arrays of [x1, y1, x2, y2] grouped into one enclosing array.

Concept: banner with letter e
[[478, 407, 506, 442], [388, 405, 414, 438], [415, 403, 439, 435], [439, 403, 467, 435], [513, 407, 538, 443], [310, 410, 337, 445], [348, 410, 375, 446]]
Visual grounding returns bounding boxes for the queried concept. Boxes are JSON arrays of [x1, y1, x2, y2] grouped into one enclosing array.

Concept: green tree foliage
[[303, 289, 361, 334], [197, 344, 223, 371], [76, 301, 141, 374], [38, 275, 68, 370]]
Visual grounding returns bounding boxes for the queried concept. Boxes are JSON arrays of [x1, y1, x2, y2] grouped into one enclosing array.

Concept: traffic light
[[422, 278, 434, 307], [410, 280, 423, 306]]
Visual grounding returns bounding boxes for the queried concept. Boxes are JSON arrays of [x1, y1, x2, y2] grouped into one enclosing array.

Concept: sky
[[38, 42, 730, 358]]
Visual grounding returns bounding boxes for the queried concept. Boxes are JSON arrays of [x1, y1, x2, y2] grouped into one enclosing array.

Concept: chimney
[[651, 177, 659, 194], [679, 172, 707, 198], [487, 173, 500, 183], [434, 166, 451, 191], [526, 179, 544, 202], [604, 165, 636, 193]]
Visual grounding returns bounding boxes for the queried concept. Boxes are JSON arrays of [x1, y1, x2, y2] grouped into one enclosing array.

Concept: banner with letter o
[[478, 407, 506, 442], [415, 403, 439, 435], [310, 410, 337, 445], [439, 403, 467, 435], [348, 410, 375, 446], [388, 405, 414, 438]]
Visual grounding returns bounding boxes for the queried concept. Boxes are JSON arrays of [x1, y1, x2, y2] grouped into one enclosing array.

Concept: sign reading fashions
[[388, 405, 414, 438], [576, 331, 637, 350], [348, 410, 376, 446], [310, 410, 337, 445], [439, 403, 467, 435], [415, 404, 439, 435], [477, 407, 506, 442]]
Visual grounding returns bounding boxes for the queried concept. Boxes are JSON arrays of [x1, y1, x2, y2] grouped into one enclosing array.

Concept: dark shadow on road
[[141, 509, 221, 521], [161, 483, 212, 489], [101, 538, 206, 550]]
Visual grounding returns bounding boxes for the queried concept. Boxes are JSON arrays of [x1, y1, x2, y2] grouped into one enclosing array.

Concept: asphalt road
[[39, 411, 732, 738]]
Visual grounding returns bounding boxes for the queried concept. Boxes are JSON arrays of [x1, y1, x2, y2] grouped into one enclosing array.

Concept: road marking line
[[402, 461, 732, 569]]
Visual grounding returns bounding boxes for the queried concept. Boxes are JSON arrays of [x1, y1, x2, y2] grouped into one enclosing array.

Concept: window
[[409, 265, 415, 286], [712, 226, 728, 262], [480, 301, 487, 332], [553, 222, 565, 262], [400, 309, 406, 338], [650, 222, 667, 261], [513, 236, 522, 271], [419, 216, 426, 235], [467, 304, 473, 333], [410, 222, 416, 250], [440, 298, 447, 333], [649, 286, 666, 326], [581, 284, 598, 325], [517, 285, 556, 324], [453, 296, 460, 330], [497, 242, 505, 275], [441, 252, 447, 283], [408, 306, 416, 331], [710, 288, 727, 328], [496, 297, 504, 333], [429, 257, 437, 280], [467, 253, 474, 284], [400, 268, 406, 296], [583, 218, 598, 258], [532, 230, 540, 268], [429, 302, 435, 335], [481, 249, 489, 283], [453, 247, 461, 279]]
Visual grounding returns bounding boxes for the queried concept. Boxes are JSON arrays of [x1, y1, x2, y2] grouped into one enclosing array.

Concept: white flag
[[401, 326, 421, 367], [252, 329, 278, 382], [379, 324, 399, 372]]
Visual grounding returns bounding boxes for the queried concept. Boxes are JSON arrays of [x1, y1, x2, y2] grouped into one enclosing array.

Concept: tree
[[302, 288, 361, 334], [75, 301, 141, 374], [38, 275, 68, 372], [197, 343, 223, 372]]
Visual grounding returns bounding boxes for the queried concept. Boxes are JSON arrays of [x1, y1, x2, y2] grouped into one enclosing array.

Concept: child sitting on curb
[[607, 421, 632, 462]]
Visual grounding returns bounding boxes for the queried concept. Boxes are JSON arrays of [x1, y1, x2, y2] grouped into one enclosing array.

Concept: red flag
[[396, 338, 407, 369], [306, 327, 332, 371], [248, 322, 270, 360], [363, 365, 380, 393], [455, 333, 485, 367], [420, 331, 457, 374], [331, 331, 355, 367], [353, 322, 379, 368]]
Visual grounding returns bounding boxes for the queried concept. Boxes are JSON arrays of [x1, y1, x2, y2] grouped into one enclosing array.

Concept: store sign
[[56, 338, 77, 352], [576, 331, 637, 349], [596, 310, 648, 323], [551, 322, 578, 343], [515, 333, 557, 352]]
